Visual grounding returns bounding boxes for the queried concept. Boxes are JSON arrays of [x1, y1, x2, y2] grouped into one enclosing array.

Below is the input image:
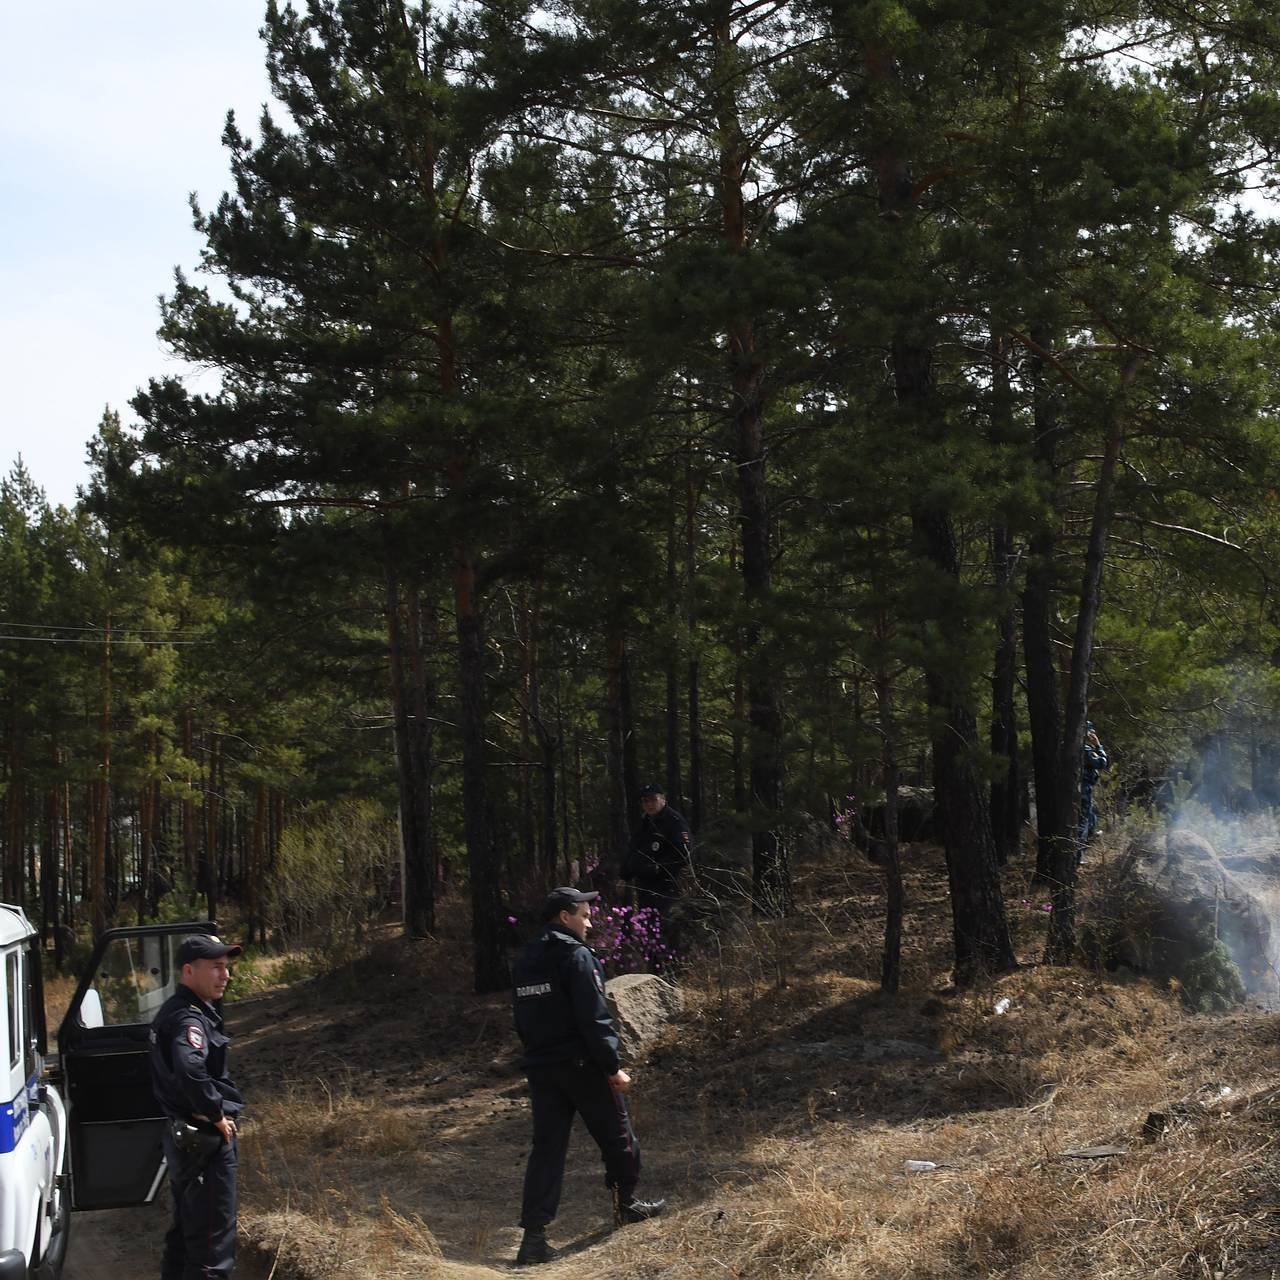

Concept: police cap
[[177, 933, 244, 966], [638, 782, 665, 796], [542, 887, 600, 921]]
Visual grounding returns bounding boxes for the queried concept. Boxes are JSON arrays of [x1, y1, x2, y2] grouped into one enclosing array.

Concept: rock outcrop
[[605, 973, 683, 1062]]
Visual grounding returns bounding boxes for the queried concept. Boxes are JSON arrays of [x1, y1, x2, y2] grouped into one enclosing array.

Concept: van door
[[58, 922, 213, 1210]]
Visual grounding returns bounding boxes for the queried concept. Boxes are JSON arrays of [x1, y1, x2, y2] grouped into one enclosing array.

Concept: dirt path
[[63, 1199, 268, 1280]]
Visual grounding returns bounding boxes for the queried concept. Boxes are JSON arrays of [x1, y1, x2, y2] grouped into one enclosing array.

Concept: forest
[[5, 0, 1280, 996]]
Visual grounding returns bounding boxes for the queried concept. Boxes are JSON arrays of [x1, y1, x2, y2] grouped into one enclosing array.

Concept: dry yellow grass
[[224, 839, 1277, 1280]]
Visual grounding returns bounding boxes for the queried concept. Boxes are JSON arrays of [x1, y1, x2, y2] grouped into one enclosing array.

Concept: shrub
[[264, 800, 398, 960]]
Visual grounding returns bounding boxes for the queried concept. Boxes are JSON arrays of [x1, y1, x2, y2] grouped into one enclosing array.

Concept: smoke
[[1165, 800, 1280, 1008]]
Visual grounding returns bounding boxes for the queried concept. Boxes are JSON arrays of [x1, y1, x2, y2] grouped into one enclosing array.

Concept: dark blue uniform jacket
[[513, 926, 620, 1076], [149, 984, 245, 1123], [622, 804, 692, 896]]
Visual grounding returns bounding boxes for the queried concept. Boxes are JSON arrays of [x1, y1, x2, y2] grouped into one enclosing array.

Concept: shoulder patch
[[186, 1025, 205, 1051], [594, 969, 604, 994]]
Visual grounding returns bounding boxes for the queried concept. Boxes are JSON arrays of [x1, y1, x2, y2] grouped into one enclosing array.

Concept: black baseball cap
[[176, 934, 243, 966], [542, 887, 600, 921], [639, 782, 665, 797]]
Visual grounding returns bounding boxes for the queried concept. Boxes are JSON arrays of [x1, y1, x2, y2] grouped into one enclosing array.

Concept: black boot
[[516, 1227, 560, 1265], [613, 1188, 667, 1225]]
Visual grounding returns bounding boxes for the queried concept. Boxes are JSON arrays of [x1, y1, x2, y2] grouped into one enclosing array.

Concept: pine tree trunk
[[665, 491, 682, 803], [42, 771, 59, 950], [523, 597, 559, 884], [60, 780, 72, 949], [182, 711, 197, 895], [91, 614, 111, 937], [454, 546, 507, 992], [687, 659, 703, 833], [385, 554, 435, 938], [1046, 357, 1141, 963], [201, 732, 219, 923], [714, 10, 788, 916], [685, 452, 705, 832], [912, 501, 1018, 981], [875, 655, 904, 993], [620, 642, 639, 809], [605, 626, 629, 873], [250, 784, 266, 946], [518, 588, 537, 873], [990, 524, 1021, 866], [138, 734, 155, 925], [868, 43, 1014, 982], [405, 584, 437, 933], [5, 760, 23, 905], [1022, 326, 1065, 879]]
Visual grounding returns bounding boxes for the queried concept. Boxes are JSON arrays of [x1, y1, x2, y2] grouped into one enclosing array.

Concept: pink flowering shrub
[[590, 901, 673, 974], [833, 794, 858, 840]]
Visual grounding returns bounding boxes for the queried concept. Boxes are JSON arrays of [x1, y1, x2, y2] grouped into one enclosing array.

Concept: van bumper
[[0, 1249, 25, 1278]]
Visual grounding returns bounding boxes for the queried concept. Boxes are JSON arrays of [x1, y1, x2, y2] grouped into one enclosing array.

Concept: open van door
[[57, 922, 213, 1210]]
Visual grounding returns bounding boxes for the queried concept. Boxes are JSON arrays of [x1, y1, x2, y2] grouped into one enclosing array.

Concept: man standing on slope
[[149, 933, 245, 1280], [620, 783, 692, 917], [512, 887, 665, 1265], [1079, 721, 1110, 857]]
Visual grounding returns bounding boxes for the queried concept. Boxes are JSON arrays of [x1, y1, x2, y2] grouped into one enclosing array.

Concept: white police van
[[0, 907, 212, 1278]]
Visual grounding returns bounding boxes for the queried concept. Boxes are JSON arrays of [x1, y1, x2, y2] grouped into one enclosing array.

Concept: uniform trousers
[[520, 1059, 640, 1229], [160, 1130, 238, 1280]]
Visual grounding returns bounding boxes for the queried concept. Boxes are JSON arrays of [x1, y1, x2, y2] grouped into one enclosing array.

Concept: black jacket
[[513, 926, 620, 1075], [149, 984, 245, 1123], [1082, 742, 1110, 788], [622, 804, 692, 894]]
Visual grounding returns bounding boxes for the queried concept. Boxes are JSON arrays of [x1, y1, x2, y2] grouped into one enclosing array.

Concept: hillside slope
[[229, 843, 1278, 1280]]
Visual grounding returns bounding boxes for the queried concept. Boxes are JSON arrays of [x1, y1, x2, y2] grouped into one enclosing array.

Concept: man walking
[[149, 934, 245, 1280], [513, 888, 665, 1265]]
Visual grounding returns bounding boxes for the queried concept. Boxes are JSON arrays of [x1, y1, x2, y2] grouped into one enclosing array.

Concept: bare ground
[[60, 832, 1280, 1279], [64, 1201, 269, 1280]]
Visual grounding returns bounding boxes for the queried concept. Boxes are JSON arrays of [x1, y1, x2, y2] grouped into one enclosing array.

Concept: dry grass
[[227, 839, 1279, 1280]]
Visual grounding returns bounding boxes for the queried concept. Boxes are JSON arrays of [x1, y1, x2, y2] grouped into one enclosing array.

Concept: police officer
[[513, 888, 665, 1266], [149, 934, 245, 1280], [620, 783, 692, 915]]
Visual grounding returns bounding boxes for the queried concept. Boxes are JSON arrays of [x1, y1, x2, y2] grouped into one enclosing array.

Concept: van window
[[79, 933, 179, 1027], [6, 951, 19, 1071]]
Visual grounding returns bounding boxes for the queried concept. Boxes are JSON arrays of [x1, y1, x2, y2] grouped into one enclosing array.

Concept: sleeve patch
[[186, 1025, 205, 1051], [594, 969, 604, 994]]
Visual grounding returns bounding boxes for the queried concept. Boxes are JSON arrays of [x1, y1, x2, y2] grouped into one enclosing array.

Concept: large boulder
[[1084, 827, 1274, 1009], [605, 973, 683, 1063]]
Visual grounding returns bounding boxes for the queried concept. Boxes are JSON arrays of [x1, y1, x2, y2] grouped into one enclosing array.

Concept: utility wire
[[0, 635, 207, 646], [0, 620, 205, 636]]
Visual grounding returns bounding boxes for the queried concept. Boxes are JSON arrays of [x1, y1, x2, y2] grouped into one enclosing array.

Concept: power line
[[0, 635, 206, 646], [0, 620, 205, 636]]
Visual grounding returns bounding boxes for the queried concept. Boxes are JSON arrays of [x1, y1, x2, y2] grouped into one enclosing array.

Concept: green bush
[[1180, 941, 1247, 1013]]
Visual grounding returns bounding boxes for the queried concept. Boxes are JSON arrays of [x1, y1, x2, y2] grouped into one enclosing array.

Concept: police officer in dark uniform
[[149, 934, 245, 1280], [620, 783, 692, 916], [512, 888, 665, 1265]]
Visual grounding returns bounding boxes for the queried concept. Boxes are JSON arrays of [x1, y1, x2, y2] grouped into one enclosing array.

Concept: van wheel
[[28, 1191, 70, 1280]]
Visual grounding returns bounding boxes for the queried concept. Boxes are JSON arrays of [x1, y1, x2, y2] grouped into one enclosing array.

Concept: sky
[[0, 3, 274, 510]]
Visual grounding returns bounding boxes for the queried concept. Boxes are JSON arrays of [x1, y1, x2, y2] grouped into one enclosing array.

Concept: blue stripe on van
[[0, 1076, 34, 1154]]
